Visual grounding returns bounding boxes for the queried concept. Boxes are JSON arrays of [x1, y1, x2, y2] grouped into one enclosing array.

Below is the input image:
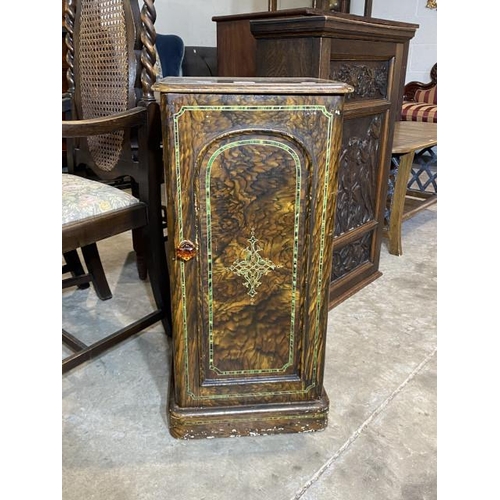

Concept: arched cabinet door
[[154, 77, 351, 439]]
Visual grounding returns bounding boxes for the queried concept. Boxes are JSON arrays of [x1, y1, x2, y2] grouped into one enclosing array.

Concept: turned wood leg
[[388, 151, 416, 256]]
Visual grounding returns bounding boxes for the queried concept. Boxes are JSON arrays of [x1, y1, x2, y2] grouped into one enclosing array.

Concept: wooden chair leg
[[81, 243, 113, 300], [130, 181, 148, 280], [62, 250, 90, 290], [132, 228, 148, 280], [145, 202, 172, 337]]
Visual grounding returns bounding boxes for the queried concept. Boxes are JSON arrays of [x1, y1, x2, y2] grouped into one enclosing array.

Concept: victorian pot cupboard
[[153, 77, 352, 439]]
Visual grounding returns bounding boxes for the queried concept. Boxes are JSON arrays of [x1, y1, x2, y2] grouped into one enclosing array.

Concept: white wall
[[350, 0, 437, 83], [155, 0, 437, 83], [154, 0, 268, 47]]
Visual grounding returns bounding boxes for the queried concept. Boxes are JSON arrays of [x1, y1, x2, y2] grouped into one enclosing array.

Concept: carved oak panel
[[330, 60, 389, 101], [334, 114, 382, 236], [331, 232, 372, 281], [216, 11, 417, 309]]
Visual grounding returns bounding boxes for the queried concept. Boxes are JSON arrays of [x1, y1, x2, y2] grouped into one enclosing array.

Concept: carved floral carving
[[330, 63, 388, 100], [335, 115, 382, 235], [332, 115, 382, 281], [331, 233, 372, 281]]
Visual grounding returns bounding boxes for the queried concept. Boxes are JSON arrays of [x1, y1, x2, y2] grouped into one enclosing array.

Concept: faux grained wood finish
[[168, 389, 330, 439], [155, 81, 348, 438], [163, 94, 342, 403]]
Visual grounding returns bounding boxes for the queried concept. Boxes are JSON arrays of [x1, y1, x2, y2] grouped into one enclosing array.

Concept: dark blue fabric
[[156, 34, 185, 77]]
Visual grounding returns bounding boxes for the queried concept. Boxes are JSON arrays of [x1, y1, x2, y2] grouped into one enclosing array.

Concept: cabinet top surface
[[152, 77, 353, 95], [212, 8, 318, 22], [248, 13, 418, 41], [213, 9, 419, 30]]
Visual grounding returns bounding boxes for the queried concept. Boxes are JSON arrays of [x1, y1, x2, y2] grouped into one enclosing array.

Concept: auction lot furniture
[[153, 76, 352, 439], [214, 10, 418, 309], [384, 121, 437, 256]]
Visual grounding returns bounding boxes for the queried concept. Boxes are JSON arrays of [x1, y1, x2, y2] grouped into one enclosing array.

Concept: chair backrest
[[63, 0, 159, 181], [156, 34, 185, 77], [403, 63, 437, 103]]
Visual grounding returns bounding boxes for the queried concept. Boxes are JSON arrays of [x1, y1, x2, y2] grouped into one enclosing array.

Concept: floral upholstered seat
[[62, 174, 141, 227]]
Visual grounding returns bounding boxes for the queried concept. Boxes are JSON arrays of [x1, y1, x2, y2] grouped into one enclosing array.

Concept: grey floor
[[62, 204, 437, 500]]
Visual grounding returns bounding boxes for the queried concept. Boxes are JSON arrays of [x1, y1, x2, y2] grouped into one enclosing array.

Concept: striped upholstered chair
[[401, 63, 437, 123], [398, 63, 437, 201]]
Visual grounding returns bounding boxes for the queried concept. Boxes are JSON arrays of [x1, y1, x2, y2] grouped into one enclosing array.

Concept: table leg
[[387, 151, 416, 256]]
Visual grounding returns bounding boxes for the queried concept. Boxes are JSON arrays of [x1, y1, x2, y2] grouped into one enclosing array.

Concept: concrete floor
[[62, 204, 437, 500]]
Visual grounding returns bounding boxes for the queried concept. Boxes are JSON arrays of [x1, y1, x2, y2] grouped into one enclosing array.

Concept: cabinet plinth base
[[168, 390, 330, 440]]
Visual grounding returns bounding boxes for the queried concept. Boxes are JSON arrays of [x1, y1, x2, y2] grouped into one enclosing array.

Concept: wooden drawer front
[[162, 92, 343, 407]]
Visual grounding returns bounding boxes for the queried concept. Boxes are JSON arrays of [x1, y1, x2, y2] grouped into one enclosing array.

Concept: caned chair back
[[64, 0, 159, 180]]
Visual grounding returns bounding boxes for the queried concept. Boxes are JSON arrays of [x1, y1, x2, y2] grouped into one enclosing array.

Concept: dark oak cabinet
[[214, 11, 418, 308]]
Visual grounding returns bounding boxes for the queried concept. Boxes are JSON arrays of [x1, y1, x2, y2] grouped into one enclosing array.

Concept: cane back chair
[[62, 0, 171, 373]]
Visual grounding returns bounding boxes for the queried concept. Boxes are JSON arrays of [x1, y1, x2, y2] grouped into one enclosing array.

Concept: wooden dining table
[[385, 121, 437, 256]]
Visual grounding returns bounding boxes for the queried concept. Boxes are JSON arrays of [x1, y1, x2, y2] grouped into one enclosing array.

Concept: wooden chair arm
[[62, 107, 147, 138]]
